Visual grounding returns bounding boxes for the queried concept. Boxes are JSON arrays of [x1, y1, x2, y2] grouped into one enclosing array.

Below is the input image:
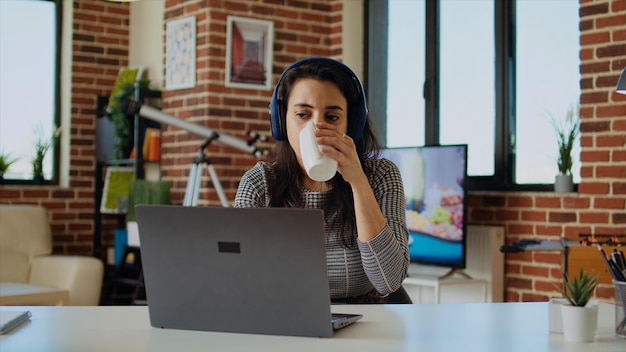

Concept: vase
[[560, 301, 599, 342], [554, 174, 573, 193]]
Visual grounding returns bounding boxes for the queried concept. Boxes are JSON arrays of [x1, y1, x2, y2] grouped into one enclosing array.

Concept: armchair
[[0, 205, 104, 306]]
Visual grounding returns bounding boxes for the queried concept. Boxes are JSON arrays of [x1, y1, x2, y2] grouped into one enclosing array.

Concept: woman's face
[[285, 78, 349, 172]]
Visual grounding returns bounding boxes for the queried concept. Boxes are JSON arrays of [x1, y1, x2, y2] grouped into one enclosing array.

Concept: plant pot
[[560, 301, 599, 342], [554, 174, 573, 193], [549, 298, 569, 333]]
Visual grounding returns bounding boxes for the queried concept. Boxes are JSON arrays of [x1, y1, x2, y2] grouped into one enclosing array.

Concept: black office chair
[[386, 286, 413, 304]]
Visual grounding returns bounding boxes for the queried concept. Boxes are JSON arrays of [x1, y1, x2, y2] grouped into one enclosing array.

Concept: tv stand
[[439, 268, 472, 280], [403, 264, 487, 304]]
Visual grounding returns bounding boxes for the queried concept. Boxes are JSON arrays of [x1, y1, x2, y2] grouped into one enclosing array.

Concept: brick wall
[[159, 1, 342, 206], [0, 0, 623, 302]]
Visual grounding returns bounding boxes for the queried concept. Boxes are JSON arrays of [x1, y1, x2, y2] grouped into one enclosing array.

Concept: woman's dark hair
[[268, 59, 381, 247]]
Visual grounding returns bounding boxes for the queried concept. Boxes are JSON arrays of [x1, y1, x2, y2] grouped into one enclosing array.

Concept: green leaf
[[553, 268, 599, 307]]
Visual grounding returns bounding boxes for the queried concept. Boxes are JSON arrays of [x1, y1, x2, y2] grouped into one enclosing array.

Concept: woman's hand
[[315, 123, 386, 242], [314, 123, 366, 185]]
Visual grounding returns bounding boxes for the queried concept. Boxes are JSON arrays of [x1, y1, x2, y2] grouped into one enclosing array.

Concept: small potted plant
[[32, 125, 61, 183], [0, 151, 18, 180], [551, 104, 579, 192], [554, 268, 600, 342]]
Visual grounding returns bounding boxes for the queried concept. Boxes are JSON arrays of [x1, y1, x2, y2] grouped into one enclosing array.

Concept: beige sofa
[[0, 205, 104, 305]]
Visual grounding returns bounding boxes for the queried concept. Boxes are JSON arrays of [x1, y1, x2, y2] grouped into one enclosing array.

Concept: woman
[[234, 57, 409, 303]]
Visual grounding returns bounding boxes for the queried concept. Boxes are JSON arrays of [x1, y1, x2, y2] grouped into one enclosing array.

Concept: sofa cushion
[[0, 252, 29, 283], [0, 205, 52, 257], [0, 205, 53, 283]]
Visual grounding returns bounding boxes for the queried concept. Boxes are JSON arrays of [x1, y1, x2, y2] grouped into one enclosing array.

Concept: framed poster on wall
[[225, 16, 274, 90], [100, 167, 134, 214], [166, 16, 196, 90]]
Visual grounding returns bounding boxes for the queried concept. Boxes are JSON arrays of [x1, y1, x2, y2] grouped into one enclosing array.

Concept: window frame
[[0, 0, 61, 186], [366, 0, 565, 192]]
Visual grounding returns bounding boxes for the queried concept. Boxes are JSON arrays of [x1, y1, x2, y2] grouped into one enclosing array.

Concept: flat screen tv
[[381, 144, 468, 272]]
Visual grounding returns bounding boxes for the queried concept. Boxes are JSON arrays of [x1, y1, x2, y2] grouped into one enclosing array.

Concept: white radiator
[[465, 225, 505, 302]]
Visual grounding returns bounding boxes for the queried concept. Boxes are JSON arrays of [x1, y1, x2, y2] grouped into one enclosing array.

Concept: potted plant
[[32, 125, 61, 183], [551, 104, 579, 192], [553, 268, 600, 342], [0, 151, 18, 180], [107, 79, 150, 159]]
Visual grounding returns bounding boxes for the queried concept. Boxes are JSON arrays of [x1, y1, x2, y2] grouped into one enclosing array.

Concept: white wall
[[342, 0, 364, 79], [129, 0, 165, 90]]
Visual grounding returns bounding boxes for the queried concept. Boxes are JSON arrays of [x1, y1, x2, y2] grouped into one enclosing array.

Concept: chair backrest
[[0, 205, 52, 282], [387, 286, 413, 304]]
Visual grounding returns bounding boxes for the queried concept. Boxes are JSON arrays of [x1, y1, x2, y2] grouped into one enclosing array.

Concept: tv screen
[[381, 145, 468, 269]]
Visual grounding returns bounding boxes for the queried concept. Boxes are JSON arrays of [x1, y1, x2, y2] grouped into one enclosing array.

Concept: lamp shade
[[617, 66, 626, 95]]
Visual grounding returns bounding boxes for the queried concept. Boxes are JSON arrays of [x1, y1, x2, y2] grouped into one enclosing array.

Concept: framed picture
[[225, 16, 274, 90], [166, 16, 196, 90], [100, 167, 134, 214]]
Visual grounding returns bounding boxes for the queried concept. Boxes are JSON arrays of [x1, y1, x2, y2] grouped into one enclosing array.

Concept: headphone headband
[[269, 57, 368, 142]]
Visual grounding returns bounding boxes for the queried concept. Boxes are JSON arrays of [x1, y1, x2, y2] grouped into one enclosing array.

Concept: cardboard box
[[566, 245, 621, 284]]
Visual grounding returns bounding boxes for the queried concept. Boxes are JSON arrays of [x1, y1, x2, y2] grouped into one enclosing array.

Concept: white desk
[[0, 302, 624, 352]]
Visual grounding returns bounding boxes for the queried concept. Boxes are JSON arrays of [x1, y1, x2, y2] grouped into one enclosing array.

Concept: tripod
[[183, 136, 229, 207]]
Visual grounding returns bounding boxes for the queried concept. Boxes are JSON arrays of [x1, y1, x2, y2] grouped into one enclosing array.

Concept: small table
[[0, 283, 69, 306]]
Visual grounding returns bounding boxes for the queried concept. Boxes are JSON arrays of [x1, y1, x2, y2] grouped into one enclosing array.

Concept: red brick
[[579, 212, 610, 223], [521, 211, 546, 222], [522, 265, 550, 277], [508, 196, 533, 207], [549, 211, 578, 223], [536, 197, 562, 208], [562, 197, 591, 209], [533, 252, 561, 265], [594, 197, 626, 209], [535, 279, 559, 293], [578, 182, 611, 195], [508, 278, 532, 290]]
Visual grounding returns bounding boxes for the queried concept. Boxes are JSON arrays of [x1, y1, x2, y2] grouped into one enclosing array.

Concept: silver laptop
[[135, 205, 362, 338]]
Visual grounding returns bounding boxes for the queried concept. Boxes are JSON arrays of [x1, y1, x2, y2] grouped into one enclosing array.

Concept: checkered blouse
[[233, 158, 409, 300]]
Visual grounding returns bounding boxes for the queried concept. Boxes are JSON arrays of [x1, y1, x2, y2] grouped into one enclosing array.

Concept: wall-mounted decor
[[100, 166, 134, 214], [166, 16, 196, 90], [225, 16, 274, 90]]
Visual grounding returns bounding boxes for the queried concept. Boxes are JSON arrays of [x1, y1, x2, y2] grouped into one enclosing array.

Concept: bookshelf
[[94, 90, 160, 305]]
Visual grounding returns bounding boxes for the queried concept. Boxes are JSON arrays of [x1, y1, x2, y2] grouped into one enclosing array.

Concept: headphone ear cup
[[348, 109, 366, 142], [347, 77, 368, 142], [269, 86, 286, 141]]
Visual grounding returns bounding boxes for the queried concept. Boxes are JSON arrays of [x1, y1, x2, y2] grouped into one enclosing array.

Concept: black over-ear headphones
[[269, 57, 368, 142]]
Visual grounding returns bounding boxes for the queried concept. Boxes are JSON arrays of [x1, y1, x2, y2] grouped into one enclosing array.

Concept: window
[[368, 0, 580, 191], [440, 0, 495, 177], [515, 1, 581, 185], [0, 0, 61, 184], [386, 0, 425, 148]]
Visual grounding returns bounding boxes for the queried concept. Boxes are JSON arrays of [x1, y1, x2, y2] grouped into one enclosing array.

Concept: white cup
[[299, 121, 338, 182]]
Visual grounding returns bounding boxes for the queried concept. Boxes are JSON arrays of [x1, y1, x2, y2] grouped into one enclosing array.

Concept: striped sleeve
[[233, 162, 271, 208], [357, 158, 410, 295]]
